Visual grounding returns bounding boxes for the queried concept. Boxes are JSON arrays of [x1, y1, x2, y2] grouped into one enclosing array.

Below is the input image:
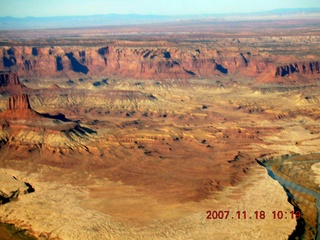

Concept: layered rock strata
[[7, 94, 31, 111], [0, 93, 39, 119], [0, 45, 319, 82], [0, 71, 25, 94]]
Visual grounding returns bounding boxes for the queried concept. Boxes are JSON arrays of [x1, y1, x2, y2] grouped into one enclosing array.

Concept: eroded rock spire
[[7, 94, 31, 111]]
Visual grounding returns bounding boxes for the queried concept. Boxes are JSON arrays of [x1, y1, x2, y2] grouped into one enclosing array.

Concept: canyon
[[1, 38, 320, 83], [0, 18, 320, 239]]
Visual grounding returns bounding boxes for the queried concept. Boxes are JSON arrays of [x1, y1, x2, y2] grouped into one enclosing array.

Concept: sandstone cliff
[[0, 87, 96, 154], [0, 71, 25, 94], [0, 71, 21, 86], [1, 45, 318, 82], [0, 93, 39, 119], [275, 62, 320, 77], [7, 94, 31, 111]]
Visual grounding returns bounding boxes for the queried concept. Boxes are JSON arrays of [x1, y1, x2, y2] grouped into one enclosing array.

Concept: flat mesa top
[[1, 18, 320, 45]]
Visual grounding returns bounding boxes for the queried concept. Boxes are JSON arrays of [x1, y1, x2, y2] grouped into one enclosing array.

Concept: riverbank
[[258, 154, 320, 240]]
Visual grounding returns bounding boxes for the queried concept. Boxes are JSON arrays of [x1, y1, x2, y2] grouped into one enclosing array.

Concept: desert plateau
[[0, 11, 320, 240]]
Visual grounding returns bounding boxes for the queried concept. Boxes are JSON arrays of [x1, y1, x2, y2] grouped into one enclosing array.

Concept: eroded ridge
[[1, 18, 320, 239]]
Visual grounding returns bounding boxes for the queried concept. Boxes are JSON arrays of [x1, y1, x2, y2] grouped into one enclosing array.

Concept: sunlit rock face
[[7, 94, 31, 111], [0, 172, 33, 205], [0, 41, 318, 83]]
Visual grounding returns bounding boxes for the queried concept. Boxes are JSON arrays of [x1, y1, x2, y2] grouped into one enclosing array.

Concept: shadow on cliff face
[[40, 112, 71, 122], [216, 63, 228, 74], [98, 47, 109, 65], [0, 179, 35, 205], [184, 68, 196, 76], [31, 47, 38, 56], [98, 46, 109, 55], [3, 56, 16, 68], [65, 52, 89, 74], [80, 126, 97, 134], [164, 51, 171, 59], [56, 56, 63, 71]]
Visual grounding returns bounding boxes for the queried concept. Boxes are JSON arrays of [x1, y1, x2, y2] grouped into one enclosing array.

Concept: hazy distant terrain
[[0, 8, 319, 30]]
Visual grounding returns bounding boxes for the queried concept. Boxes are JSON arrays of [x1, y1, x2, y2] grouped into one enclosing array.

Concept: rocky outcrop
[[0, 71, 21, 86], [0, 71, 25, 94], [0, 46, 276, 80], [1, 38, 319, 82], [0, 173, 34, 205], [0, 93, 39, 119], [275, 61, 320, 77], [7, 94, 31, 111], [0, 78, 96, 152]]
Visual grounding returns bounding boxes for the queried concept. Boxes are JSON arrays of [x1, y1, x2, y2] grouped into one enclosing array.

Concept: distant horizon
[[1, 0, 320, 18], [0, 7, 319, 31], [1, 7, 320, 19]]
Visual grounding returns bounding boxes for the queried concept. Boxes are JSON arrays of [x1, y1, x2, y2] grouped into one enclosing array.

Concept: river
[[265, 164, 320, 240]]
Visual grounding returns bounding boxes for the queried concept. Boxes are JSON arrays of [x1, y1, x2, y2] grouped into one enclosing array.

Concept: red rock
[[0, 43, 318, 84], [7, 94, 31, 111], [0, 46, 293, 81], [0, 71, 26, 94], [275, 62, 320, 77], [0, 71, 21, 86], [0, 93, 40, 119]]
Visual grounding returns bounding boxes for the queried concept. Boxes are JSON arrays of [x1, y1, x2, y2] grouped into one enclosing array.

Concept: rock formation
[[1, 43, 318, 82], [0, 73, 95, 153], [0, 93, 39, 119], [0, 71, 25, 94], [0, 172, 33, 205], [7, 94, 31, 111], [0, 71, 21, 86], [275, 61, 320, 77], [0, 25, 319, 239]]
